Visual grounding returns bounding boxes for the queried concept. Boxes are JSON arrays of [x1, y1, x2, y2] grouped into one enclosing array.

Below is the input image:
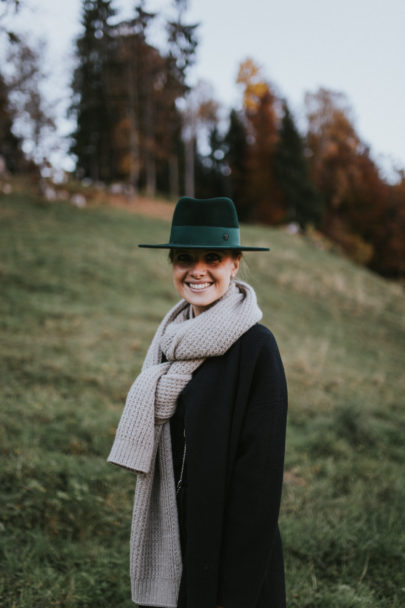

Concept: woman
[[108, 196, 288, 608]]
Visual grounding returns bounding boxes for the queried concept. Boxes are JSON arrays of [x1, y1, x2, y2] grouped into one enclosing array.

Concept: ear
[[231, 254, 241, 278]]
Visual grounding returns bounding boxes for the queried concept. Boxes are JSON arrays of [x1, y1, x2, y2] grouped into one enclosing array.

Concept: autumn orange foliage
[[237, 59, 284, 223]]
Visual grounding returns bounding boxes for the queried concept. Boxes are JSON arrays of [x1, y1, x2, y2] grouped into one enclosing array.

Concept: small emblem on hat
[[223, 232, 229, 241]]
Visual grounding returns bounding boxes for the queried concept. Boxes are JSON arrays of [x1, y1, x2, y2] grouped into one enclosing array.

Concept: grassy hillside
[[1, 192, 404, 607]]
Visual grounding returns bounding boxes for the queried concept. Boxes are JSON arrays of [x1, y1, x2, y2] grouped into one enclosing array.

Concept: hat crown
[[138, 196, 269, 251], [172, 196, 239, 228]]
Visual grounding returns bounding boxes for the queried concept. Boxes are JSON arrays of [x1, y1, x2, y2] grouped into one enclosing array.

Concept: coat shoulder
[[186, 324, 284, 399], [239, 323, 287, 403], [239, 322, 279, 354]]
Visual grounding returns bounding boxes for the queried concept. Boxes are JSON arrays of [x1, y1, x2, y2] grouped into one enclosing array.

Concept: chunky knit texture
[[108, 280, 262, 607]]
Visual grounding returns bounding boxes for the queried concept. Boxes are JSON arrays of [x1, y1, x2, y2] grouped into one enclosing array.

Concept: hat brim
[[138, 243, 270, 251]]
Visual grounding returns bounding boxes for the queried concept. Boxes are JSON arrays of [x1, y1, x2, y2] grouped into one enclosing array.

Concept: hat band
[[170, 225, 241, 247]]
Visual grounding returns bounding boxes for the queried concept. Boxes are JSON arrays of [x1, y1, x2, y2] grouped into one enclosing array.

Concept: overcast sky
[[4, 0, 405, 179]]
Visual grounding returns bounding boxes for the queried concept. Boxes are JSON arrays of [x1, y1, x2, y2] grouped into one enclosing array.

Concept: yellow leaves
[[237, 58, 271, 111]]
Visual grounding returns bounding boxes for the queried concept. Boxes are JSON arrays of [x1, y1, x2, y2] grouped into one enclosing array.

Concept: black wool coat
[[171, 323, 288, 608]]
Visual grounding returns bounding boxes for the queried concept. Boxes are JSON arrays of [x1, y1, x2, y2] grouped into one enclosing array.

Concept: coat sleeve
[[217, 332, 288, 608]]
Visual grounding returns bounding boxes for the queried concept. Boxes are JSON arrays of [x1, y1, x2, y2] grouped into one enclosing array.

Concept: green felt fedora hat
[[138, 196, 269, 251]]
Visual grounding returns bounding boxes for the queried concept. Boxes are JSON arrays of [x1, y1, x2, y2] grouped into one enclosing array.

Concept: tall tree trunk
[[91, 133, 99, 182], [127, 49, 139, 194], [169, 154, 179, 198], [185, 136, 195, 197], [144, 89, 156, 197], [145, 154, 156, 197]]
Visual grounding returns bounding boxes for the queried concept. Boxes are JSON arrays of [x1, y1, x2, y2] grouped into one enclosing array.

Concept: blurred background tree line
[[0, 0, 404, 279]]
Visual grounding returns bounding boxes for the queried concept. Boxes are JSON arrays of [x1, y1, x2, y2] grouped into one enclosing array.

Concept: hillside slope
[[1, 192, 404, 607]]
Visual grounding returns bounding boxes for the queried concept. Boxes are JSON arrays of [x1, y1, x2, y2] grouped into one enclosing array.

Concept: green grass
[[1, 192, 404, 607]]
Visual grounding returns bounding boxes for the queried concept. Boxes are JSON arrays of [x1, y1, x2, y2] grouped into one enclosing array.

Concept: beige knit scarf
[[108, 280, 262, 607]]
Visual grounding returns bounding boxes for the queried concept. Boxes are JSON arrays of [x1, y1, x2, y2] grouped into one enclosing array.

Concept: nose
[[190, 258, 207, 278]]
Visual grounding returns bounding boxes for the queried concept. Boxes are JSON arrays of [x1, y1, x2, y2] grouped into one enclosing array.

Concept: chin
[[191, 297, 215, 308]]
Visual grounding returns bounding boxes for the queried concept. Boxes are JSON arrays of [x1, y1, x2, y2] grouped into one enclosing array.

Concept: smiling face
[[171, 249, 241, 316]]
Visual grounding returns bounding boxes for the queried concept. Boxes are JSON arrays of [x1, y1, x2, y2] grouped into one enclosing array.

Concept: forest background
[[0, 0, 404, 278]]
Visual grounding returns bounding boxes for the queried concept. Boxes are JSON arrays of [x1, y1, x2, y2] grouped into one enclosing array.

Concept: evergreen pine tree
[[70, 0, 197, 192], [166, 0, 198, 89], [166, 1, 198, 195], [224, 109, 250, 219], [107, 3, 159, 190], [0, 71, 26, 172], [194, 126, 226, 197], [70, 0, 116, 182], [275, 102, 323, 227]]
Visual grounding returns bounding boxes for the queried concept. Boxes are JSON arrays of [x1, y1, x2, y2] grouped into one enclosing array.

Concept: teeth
[[188, 282, 211, 290]]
